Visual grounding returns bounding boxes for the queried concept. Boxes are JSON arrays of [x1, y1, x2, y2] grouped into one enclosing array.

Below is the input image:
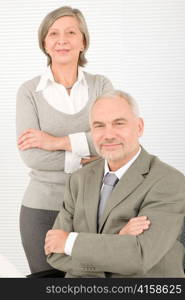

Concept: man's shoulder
[[149, 153, 185, 181], [138, 147, 184, 181], [71, 158, 104, 178]]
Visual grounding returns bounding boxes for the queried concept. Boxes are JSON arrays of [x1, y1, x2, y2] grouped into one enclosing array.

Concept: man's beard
[[95, 139, 126, 162]]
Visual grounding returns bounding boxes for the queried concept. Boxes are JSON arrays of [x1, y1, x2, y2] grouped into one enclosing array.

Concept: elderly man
[[45, 90, 185, 277]]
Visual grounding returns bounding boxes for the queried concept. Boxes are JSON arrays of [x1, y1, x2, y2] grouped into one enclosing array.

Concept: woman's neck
[[50, 63, 78, 88]]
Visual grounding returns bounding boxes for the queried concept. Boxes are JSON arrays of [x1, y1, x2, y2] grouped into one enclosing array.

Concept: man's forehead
[[92, 117, 128, 125], [95, 96, 127, 105], [92, 98, 132, 117], [92, 97, 130, 113]]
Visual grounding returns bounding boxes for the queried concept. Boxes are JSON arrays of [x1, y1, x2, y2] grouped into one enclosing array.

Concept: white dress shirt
[[103, 147, 141, 180], [36, 66, 90, 173], [64, 147, 141, 256]]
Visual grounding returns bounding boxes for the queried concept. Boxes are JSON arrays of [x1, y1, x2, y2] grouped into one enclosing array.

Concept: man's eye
[[115, 122, 125, 126]]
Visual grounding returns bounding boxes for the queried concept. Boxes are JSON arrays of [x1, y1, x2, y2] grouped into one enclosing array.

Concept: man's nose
[[103, 126, 116, 139]]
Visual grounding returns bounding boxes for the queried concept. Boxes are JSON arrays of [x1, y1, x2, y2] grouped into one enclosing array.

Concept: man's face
[[90, 97, 144, 169]]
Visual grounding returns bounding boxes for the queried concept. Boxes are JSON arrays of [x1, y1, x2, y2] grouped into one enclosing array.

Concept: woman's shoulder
[[83, 71, 107, 82], [83, 71, 113, 93], [18, 75, 41, 92]]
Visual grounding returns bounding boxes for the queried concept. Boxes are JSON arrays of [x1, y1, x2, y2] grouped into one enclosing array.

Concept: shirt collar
[[104, 147, 141, 180], [36, 65, 87, 92]]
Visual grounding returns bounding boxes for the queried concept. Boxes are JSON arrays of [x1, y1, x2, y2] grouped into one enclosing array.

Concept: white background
[[0, 0, 184, 276]]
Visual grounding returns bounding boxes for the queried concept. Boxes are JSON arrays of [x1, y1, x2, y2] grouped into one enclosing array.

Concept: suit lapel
[[98, 148, 151, 232], [84, 159, 104, 233]]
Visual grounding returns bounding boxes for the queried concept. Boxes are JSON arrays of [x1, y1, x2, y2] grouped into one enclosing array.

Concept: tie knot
[[103, 172, 118, 186]]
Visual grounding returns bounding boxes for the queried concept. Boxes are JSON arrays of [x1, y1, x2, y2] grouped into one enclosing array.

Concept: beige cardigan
[[16, 72, 113, 210]]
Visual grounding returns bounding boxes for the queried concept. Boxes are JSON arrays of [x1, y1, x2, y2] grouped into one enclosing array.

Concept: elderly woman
[[16, 6, 113, 274]]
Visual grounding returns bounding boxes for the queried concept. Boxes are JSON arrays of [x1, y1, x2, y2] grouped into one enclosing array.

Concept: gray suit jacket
[[47, 148, 185, 277]]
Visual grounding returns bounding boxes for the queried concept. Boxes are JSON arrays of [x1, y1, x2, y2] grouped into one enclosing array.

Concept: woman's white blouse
[[36, 66, 90, 173]]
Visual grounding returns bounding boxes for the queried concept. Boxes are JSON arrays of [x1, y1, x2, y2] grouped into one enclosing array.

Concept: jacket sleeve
[[16, 84, 65, 171], [70, 171, 185, 275], [47, 175, 83, 272]]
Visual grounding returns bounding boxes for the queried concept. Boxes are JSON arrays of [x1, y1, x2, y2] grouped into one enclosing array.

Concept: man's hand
[[44, 229, 69, 255], [118, 216, 150, 236]]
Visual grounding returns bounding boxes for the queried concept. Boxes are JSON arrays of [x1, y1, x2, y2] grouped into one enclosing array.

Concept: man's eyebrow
[[92, 118, 127, 125], [113, 118, 127, 122], [92, 121, 104, 124]]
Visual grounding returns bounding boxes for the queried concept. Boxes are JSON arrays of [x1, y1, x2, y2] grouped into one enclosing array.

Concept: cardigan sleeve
[[16, 83, 66, 171]]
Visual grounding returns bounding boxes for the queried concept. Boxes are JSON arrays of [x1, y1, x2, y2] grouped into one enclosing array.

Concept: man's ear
[[137, 118, 144, 137]]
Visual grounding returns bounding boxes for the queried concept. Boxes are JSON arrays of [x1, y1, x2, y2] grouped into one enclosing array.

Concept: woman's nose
[[56, 39, 67, 45], [56, 34, 68, 45]]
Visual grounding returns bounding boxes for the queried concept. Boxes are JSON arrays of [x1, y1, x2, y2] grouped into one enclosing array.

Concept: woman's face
[[44, 16, 85, 66]]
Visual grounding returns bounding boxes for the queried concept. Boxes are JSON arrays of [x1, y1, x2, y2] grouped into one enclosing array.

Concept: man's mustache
[[100, 139, 123, 146]]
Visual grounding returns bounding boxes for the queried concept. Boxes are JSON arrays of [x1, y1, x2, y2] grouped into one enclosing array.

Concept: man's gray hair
[[90, 90, 140, 120]]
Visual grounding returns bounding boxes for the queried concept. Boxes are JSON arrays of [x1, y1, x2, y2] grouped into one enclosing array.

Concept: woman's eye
[[49, 31, 57, 36]]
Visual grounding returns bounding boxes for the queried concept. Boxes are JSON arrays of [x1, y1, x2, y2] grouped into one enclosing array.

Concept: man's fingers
[[132, 221, 150, 229], [46, 229, 56, 237], [44, 246, 51, 255], [129, 217, 150, 226], [136, 220, 150, 226], [118, 216, 151, 235], [129, 228, 144, 235], [44, 239, 53, 255], [130, 216, 148, 222]]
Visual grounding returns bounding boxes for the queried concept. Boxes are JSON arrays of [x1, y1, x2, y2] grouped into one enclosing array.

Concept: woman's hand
[[17, 129, 71, 151], [81, 156, 99, 165], [118, 216, 150, 236]]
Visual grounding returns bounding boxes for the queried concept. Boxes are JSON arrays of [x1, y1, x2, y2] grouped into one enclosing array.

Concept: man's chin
[[100, 150, 125, 162]]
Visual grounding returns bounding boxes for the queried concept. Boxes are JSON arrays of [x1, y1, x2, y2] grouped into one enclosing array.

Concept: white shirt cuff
[[64, 232, 78, 256], [69, 132, 90, 157], [64, 151, 82, 173]]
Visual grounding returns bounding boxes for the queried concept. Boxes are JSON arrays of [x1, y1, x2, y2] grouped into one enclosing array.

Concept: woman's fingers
[[18, 129, 41, 150], [18, 133, 34, 145], [18, 129, 36, 145], [18, 138, 37, 150]]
